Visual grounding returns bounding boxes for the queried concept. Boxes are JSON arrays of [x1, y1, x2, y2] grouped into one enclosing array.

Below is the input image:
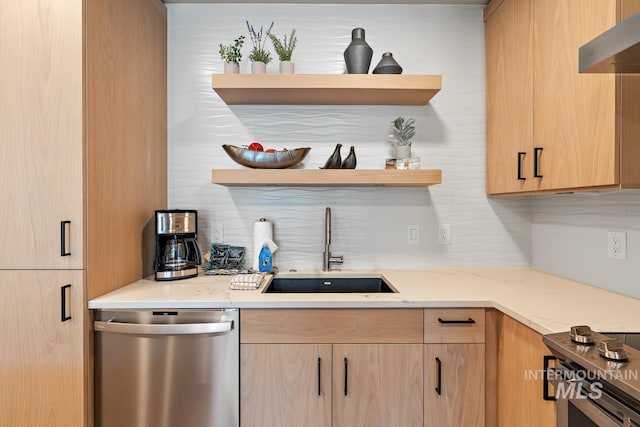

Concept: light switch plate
[[438, 224, 451, 245], [211, 223, 224, 243], [407, 225, 420, 244]]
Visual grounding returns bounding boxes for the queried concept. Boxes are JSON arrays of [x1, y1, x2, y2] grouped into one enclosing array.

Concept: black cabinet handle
[[543, 355, 556, 401], [344, 357, 348, 396], [317, 357, 321, 396], [60, 221, 71, 256], [517, 152, 526, 181], [435, 357, 442, 396], [437, 317, 476, 324], [61, 284, 71, 322], [534, 147, 544, 178]]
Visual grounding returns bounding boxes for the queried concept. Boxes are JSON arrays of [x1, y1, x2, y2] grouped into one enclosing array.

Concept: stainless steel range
[[544, 326, 640, 427]]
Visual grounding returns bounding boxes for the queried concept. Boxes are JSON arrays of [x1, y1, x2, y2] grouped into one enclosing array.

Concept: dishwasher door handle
[[94, 320, 234, 335]]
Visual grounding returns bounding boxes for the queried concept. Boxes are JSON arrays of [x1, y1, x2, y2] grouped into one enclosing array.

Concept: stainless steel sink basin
[[263, 276, 396, 293]]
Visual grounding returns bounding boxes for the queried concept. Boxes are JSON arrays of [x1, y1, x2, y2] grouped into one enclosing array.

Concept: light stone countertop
[[88, 268, 640, 335]]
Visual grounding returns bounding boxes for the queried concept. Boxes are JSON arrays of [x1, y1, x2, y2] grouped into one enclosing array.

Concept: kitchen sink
[[263, 276, 397, 293]]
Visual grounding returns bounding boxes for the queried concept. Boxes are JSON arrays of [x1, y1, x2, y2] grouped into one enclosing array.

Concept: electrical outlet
[[211, 223, 224, 243], [438, 224, 451, 245], [407, 225, 420, 244], [608, 231, 626, 260]]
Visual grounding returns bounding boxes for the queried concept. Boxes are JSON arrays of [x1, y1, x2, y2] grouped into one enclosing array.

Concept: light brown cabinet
[[0, 0, 84, 270], [333, 344, 423, 427], [0, 0, 167, 425], [485, 0, 640, 195], [241, 344, 332, 427], [240, 309, 424, 427], [0, 271, 85, 427], [241, 342, 423, 427], [424, 308, 485, 427], [425, 344, 485, 427], [486, 310, 556, 427], [485, 0, 534, 195]]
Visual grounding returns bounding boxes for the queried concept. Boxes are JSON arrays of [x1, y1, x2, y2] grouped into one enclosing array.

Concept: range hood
[[579, 10, 640, 73]]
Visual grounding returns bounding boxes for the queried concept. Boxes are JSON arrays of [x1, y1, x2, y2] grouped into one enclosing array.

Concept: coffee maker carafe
[[154, 209, 202, 281]]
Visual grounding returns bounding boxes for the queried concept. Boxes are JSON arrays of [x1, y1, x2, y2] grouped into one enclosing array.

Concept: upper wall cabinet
[[211, 74, 442, 105], [485, 0, 640, 196]]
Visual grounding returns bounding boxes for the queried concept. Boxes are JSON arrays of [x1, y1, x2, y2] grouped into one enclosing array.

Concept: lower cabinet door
[[0, 270, 85, 427], [333, 344, 423, 427], [424, 343, 485, 427], [241, 343, 332, 427], [497, 314, 556, 426]]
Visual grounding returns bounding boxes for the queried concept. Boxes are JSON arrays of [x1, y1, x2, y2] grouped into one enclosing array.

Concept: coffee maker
[[154, 209, 202, 281]]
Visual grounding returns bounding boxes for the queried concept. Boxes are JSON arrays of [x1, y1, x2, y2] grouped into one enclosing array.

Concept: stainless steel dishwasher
[[94, 309, 239, 427]]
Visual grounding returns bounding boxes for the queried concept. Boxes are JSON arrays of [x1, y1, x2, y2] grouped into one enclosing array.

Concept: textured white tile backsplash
[[167, 3, 532, 270], [167, 4, 640, 300], [532, 191, 640, 299]]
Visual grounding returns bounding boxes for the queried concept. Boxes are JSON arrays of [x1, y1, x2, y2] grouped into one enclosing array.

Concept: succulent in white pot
[[388, 116, 416, 159]]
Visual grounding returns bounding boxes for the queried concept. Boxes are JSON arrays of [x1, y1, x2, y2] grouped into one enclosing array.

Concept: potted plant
[[219, 35, 245, 74], [388, 116, 416, 159], [246, 20, 273, 74], [269, 29, 297, 74]]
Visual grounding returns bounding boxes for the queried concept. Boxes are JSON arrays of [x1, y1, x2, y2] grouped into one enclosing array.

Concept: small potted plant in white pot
[[219, 35, 245, 74], [269, 29, 297, 74], [388, 116, 416, 159], [246, 20, 273, 74]]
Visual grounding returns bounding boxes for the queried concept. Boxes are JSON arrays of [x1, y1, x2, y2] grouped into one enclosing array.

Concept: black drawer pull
[[435, 357, 442, 396], [61, 284, 71, 322], [534, 147, 543, 178], [437, 317, 476, 324], [60, 221, 71, 256], [543, 355, 556, 401], [317, 357, 321, 396], [517, 152, 526, 181], [344, 357, 348, 396]]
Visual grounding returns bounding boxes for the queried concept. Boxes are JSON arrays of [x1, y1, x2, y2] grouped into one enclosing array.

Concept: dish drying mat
[[229, 273, 267, 290]]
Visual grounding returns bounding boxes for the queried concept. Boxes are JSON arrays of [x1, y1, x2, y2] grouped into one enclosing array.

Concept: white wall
[[532, 191, 640, 299], [167, 3, 531, 270]]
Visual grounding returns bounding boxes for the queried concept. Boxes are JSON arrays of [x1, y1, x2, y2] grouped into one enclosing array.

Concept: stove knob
[[599, 339, 628, 361], [570, 325, 595, 345]]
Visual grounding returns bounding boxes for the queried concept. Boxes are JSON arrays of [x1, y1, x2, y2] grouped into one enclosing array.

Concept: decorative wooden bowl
[[222, 144, 311, 169]]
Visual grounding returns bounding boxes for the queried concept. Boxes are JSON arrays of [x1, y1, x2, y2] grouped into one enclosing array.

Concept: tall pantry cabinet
[[0, 0, 167, 425]]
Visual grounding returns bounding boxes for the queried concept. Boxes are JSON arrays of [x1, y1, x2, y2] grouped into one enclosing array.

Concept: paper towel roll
[[253, 218, 278, 270]]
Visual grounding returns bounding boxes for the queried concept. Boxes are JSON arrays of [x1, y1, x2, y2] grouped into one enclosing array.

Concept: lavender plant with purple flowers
[[246, 20, 274, 64]]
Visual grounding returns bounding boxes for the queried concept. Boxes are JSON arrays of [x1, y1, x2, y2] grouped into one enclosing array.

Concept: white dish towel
[[229, 273, 266, 290]]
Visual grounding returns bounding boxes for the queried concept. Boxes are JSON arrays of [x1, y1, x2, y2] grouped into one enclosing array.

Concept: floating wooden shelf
[[211, 74, 442, 105], [211, 169, 442, 187]]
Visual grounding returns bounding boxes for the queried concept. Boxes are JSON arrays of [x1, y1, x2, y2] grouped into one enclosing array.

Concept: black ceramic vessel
[[372, 52, 403, 74], [320, 143, 343, 169], [344, 28, 373, 74], [341, 146, 357, 169]]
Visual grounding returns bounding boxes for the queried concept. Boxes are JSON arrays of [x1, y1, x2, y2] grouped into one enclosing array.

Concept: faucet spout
[[323, 207, 343, 271], [325, 207, 332, 246]]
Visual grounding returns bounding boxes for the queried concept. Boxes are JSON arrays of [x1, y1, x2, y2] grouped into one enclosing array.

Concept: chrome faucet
[[323, 207, 344, 271]]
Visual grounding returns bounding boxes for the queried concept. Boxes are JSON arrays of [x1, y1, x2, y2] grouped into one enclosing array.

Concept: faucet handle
[[329, 255, 344, 265]]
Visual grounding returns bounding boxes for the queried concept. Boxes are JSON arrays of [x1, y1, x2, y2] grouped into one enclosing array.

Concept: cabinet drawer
[[241, 308, 423, 344], [424, 308, 485, 343]]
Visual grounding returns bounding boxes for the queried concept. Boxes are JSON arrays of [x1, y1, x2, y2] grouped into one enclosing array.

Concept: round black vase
[[344, 28, 373, 74], [372, 52, 403, 74]]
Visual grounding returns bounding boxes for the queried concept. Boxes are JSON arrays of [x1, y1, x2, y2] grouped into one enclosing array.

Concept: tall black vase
[[343, 28, 373, 74]]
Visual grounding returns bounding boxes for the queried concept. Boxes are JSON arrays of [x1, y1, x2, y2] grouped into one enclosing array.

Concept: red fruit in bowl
[[265, 148, 277, 153], [248, 142, 264, 151]]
